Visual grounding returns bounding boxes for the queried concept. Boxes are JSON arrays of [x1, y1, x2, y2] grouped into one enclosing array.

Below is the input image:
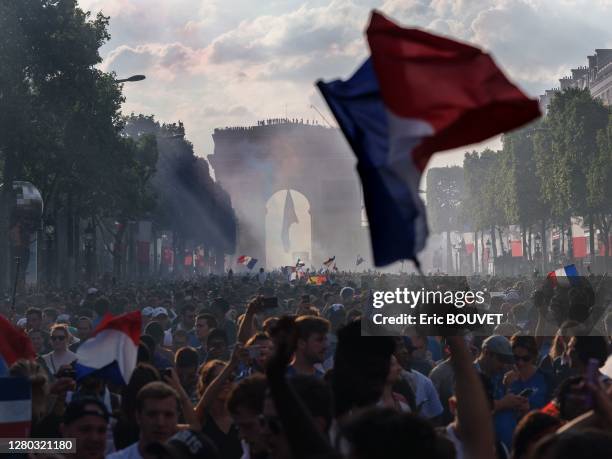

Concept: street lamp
[[84, 223, 95, 282], [115, 74, 146, 83]]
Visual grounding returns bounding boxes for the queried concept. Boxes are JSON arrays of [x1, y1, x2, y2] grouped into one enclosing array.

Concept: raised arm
[[447, 336, 496, 459], [193, 344, 242, 420]]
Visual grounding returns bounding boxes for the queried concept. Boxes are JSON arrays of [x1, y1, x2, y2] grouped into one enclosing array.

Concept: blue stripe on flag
[[0, 377, 32, 402]]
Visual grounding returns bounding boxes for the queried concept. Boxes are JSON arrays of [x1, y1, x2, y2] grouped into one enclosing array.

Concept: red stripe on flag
[[91, 311, 141, 347]]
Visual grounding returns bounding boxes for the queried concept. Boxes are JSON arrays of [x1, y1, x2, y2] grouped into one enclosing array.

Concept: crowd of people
[[1, 269, 612, 459]]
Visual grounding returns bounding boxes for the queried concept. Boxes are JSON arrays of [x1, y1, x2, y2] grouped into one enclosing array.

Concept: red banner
[[599, 235, 612, 256], [466, 243, 474, 255], [162, 247, 174, 266], [511, 241, 522, 257], [573, 236, 587, 258], [184, 254, 193, 266], [137, 241, 150, 264]]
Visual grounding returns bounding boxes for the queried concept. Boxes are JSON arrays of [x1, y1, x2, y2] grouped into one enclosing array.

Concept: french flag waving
[[75, 311, 141, 386], [547, 264, 580, 288], [317, 11, 540, 267]]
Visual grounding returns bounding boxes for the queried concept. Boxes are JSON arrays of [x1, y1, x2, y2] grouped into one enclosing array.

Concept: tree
[[426, 166, 464, 272]]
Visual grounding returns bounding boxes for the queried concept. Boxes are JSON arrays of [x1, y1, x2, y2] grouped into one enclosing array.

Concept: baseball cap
[[142, 307, 154, 317], [153, 307, 168, 318], [63, 397, 109, 425], [145, 429, 219, 459], [87, 288, 98, 295], [482, 335, 514, 364], [57, 313, 71, 323]]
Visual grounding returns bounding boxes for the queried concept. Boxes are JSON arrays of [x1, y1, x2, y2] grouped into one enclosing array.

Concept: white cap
[[153, 307, 168, 318], [87, 287, 98, 295], [142, 307, 154, 317], [17, 317, 27, 328], [57, 314, 71, 323]]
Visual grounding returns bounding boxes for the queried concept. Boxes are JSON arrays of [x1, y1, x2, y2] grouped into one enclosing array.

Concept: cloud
[[89, 0, 612, 164]]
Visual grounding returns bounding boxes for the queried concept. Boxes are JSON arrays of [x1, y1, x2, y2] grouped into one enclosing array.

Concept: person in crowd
[[143, 321, 174, 370], [44, 324, 78, 377], [194, 312, 217, 361], [567, 336, 610, 381], [108, 382, 180, 459], [505, 335, 550, 411], [145, 429, 220, 459], [70, 316, 94, 352], [172, 303, 199, 347], [511, 411, 562, 459], [394, 337, 444, 419], [475, 335, 529, 450], [60, 397, 110, 459], [286, 315, 329, 378], [227, 374, 269, 459], [26, 307, 45, 332], [194, 352, 242, 459], [174, 346, 199, 404], [380, 354, 411, 412], [43, 307, 59, 329], [210, 297, 238, 344], [207, 328, 231, 362], [114, 364, 160, 450], [171, 329, 189, 353]]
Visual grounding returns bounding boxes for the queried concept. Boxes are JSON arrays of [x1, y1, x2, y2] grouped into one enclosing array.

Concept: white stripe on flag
[[0, 400, 31, 423]]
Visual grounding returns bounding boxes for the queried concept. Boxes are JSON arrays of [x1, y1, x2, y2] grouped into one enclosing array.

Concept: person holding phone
[[44, 323, 78, 377], [505, 334, 549, 409]]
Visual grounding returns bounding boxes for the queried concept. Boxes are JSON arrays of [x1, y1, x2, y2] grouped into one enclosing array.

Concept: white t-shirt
[[106, 442, 142, 459], [43, 350, 78, 375], [602, 354, 612, 379]]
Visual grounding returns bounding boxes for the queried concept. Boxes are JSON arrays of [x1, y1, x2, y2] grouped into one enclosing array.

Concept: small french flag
[[75, 311, 141, 386], [237, 255, 258, 270], [547, 264, 580, 287], [0, 377, 31, 437]]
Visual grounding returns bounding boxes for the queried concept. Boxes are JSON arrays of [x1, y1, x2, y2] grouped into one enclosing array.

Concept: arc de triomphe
[[208, 120, 369, 269]]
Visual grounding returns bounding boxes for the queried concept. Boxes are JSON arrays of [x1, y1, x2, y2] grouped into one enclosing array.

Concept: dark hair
[[122, 364, 160, 418], [26, 307, 42, 318], [196, 313, 218, 329], [341, 408, 445, 459], [530, 429, 612, 459], [197, 360, 226, 398], [210, 297, 229, 314], [181, 303, 196, 315], [289, 376, 333, 429], [572, 336, 609, 367], [227, 374, 267, 415], [144, 321, 165, 346], [512, 411, 562, 459], [137, 343, 151, 364], [511, 334, 539, 358], [207, 328, 228, 346], [93, 297, 111, 317], [136, 382, 179, 413], [175, 347, 199, 368], [295, 315, 330, 341], [140, 335, 156, 354], [43, 307, 58, 320]]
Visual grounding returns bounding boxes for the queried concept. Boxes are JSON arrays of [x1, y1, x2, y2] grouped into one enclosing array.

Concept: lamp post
[[83, 223, 94, 282], [485, 239, 492, 275], [44, 219, 55, 286]]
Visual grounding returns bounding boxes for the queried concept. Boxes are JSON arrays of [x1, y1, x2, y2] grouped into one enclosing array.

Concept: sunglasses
[[258, 414, 283, 434], [51, 335, 66, 341], [513, 354, 532, 362]]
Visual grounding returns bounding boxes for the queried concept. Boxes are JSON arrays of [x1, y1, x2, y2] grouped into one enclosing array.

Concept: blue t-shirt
[[496, 370, 549, 449], [285, 365, 325, 379]]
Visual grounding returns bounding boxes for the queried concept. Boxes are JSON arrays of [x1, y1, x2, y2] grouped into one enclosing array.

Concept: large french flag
[[75, 311, 141, 386], [0, 314, 36, 376], [317, 11, 540, 267], [547, 264, 580, 288], [0, 377, 31, 437]]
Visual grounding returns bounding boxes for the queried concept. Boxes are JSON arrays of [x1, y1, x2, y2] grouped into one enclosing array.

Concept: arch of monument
[[208, 120, 369, 269]]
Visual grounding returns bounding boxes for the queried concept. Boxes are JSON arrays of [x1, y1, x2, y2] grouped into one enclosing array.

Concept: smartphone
[[261, 297, 278, 310], [518, 388, 534, 398]]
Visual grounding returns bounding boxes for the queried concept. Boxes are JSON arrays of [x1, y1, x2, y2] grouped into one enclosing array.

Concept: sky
[[80, 0, 612, 168], [78, 0, 612, 266]]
